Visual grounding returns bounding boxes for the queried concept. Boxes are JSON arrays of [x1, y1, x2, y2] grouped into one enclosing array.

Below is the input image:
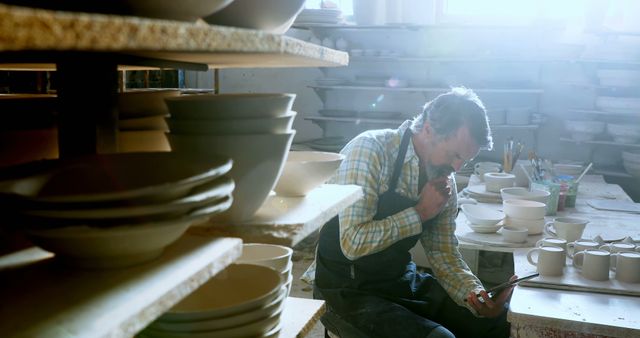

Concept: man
[[314, 87, 514, 338]]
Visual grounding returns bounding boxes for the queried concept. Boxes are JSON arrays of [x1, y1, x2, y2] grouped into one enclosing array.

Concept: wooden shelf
[[349, 55, 565, 63], [0, 4, 348, 70], [0, 235, 242, 338], [306, 116, 540, 130], [189, 184, 363, 246], [310, 85, 543, 94], [279, 297, 325, 338], [560, 137, 640, 149]]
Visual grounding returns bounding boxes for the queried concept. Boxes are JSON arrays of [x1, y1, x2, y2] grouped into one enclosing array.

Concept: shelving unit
[[0, 4, 355, 338], [309, 84, 544, 94]]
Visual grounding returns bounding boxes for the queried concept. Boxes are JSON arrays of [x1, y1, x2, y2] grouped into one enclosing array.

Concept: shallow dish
[[500, 226, 529, 243], [460, 204, 504, 226], [26, 199, 232, 268], [165, 93, 295, 120], [467, 221, 503, 234], [20, 176, 234, 221], [152, 285, 287, 332], [273, 151, 344, 196], [0, 152, 232, 205], [500, 187, 550, 205], [163, 264, 282, 321], [167, 111, 295, 135]]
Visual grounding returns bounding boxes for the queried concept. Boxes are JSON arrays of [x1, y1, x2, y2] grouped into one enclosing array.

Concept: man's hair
[[410, 87, 493, 150]]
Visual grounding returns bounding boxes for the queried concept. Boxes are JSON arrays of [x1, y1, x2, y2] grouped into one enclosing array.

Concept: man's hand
[[415, 176, 451, 222], [466, 275, 517, 318]]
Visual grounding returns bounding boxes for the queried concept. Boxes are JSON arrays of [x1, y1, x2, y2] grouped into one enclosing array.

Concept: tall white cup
[[536, 238, 568, 266], [610, 251, 640, 283], [567, 240, 601, 259], [527, 246, 565, 276], [573, 249, 611, 281], [600, 242, 636, 254]]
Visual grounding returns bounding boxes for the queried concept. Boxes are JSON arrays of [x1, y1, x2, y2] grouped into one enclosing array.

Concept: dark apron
[[314, 129, 511, 338], [315, 128, 444, 335]]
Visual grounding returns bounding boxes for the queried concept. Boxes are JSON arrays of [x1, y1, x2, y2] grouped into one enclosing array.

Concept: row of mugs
[[537, 237, 639, 259], [528, 243, 640, 283]]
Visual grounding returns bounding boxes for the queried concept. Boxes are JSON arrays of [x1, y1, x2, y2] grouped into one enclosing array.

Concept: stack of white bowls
[[622, 150, 640, 179], [0, 152, 234, 268], [236, 243, 294, 295], [460, 204, 504, 234], [607, 123, 640, 144], [484, 172, 515, 193], [165, 93, 297, 223], [502, 199, 546, 235], [500, 187, 550, 205], [143, 264, 285, 338], [564, 120, 605, 142]]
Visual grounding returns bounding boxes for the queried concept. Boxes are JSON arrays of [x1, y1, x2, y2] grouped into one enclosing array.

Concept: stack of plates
[[142, 264, 286, 338], [0, 152, 234, 268], [236, 243, 294, 295], [463, 185, 502, 204], [165, 93, 297, 223], [294, 9, 342, 25]]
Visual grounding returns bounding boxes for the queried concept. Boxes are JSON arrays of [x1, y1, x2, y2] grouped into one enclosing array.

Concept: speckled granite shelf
[[0, 236, 242, 338], [0, 3, 348, 69], [189, 184, 363, 246]]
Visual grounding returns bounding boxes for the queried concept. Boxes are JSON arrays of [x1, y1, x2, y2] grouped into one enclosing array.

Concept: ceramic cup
[[527, 246, 565, 276], [484, 172, 516, 193], [536, 238, 568, 266], [600, 242, 636, 254], [501, 226, 529, 243], [610, 251, 640, 283], [567, 240, 601, 259], [544, 217, 588, 243], [474, 162, 501, 181], [573, 249, 611, 281]]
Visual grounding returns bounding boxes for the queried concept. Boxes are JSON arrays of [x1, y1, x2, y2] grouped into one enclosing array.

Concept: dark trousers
[[315, 280, 510, 338]]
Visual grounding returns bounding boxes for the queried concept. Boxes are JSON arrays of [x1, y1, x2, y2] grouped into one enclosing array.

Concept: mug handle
[[566, 242, 575, 259], [573, 251, 585, 269], [544, 222, 556, 238], [527, 248, 540, 266]]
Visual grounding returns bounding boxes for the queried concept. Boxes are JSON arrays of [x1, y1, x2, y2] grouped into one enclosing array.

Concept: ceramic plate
[[20, 176, 234, 220]]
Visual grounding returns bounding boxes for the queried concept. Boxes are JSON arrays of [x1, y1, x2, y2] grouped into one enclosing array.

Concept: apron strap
[[388, 128, 413, 192]]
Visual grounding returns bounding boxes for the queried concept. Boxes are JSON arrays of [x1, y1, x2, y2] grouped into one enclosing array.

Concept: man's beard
[[424, 162, 455, 181]]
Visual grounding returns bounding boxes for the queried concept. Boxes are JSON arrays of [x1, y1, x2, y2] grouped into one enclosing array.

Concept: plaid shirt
[[329, 120, 483, 307]]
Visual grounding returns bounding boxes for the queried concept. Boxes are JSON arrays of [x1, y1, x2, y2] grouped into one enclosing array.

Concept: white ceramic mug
[[567, 240, 601, 259], [527, 246, 565, 276], [474, 162, 501, 181], [573, 249, 611, 281], [600, 242, 636, 254], [544, 217, 588, 243], [610, 251, 640, 283], [536, 238, 568, 266]]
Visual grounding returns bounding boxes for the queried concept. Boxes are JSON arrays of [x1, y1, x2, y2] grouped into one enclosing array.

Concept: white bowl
[[204, 0, 306, 34], [468, 222, 503, 234], [167, 131, 295, 222], [167, 111, 296, 135], [0, 152, 232, 204], [501, 226, 529, 243], [236, 243, 293, 272], [165, 93, 296, 120], [483, 172, 515, 193], [500, 187, 550, 205], [25, 201, 231, 268], [163, 264, 282, 321], [503, 199, 546, 220], [504, 216, 545, 235], [273, 151, 345, 196], [460, 204, 505, 226], [152, 286, 287, 332]]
